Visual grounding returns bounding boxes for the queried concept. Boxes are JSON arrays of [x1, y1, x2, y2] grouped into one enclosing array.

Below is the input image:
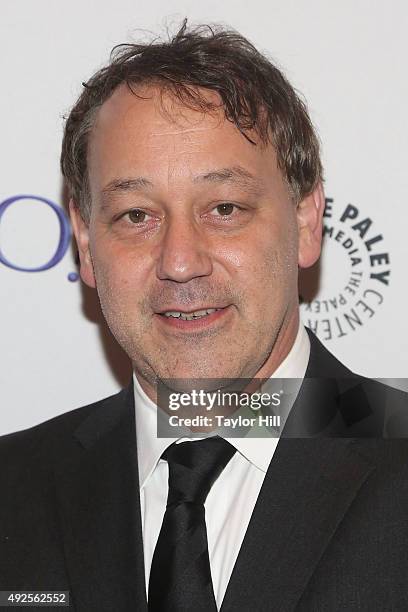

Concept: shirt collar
[[134, 324, 310, 487]]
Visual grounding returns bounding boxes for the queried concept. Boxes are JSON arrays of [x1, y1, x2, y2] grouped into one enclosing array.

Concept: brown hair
[[61, 19, 322, 222]]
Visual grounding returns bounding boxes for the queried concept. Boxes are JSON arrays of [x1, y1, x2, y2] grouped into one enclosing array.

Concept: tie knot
[[162, 436, 236, 507]]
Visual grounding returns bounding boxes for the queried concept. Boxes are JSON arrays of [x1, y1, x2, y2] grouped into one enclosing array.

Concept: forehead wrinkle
[[150, 125, 218, 137]]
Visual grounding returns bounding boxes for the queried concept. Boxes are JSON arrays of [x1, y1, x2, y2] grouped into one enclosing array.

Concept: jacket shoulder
[[0, 387, 129, 465], [305, 327, 408, 436]]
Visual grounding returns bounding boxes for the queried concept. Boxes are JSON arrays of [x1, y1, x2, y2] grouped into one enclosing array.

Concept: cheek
[[219, 222, 298, 278], [90, 234, 147, 287], [216, 243, 246, 271], [90, 250, 134, 310], [240, 236, 298, 308]]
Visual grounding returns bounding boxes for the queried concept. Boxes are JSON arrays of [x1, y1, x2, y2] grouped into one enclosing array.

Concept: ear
[[297, 181, 325, 269], [69, 200, 96, 288]]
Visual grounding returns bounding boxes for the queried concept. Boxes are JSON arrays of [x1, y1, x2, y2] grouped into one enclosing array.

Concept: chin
[[160, 368, 223, 382], [156, 364, 243, 390], [157, 377, 238, 396]]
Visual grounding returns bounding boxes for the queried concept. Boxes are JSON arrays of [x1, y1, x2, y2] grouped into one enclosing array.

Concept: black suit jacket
[[1, 329, 408, 611]]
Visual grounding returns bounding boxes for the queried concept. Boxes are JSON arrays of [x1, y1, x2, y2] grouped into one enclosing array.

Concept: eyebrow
[[100, 165, 264, 201], [194, 165, 262, 190], [101, 176, 154, 197]]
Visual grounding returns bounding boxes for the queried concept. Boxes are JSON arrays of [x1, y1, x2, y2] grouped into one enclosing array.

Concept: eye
[[126, 209, 150, 223], [211, 203, 237, 216]]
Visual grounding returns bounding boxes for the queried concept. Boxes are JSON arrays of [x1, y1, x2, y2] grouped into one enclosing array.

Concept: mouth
[[154, 305, 232, 330], [160, 307, 221, 320]]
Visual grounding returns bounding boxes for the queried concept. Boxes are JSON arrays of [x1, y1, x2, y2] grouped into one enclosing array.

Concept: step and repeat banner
[[1, 1, 407, 434]]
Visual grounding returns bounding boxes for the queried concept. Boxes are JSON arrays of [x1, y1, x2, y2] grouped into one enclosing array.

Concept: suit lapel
[[53, 385, 147, 612], [220, 437, 375, 612], [221, 329, 377, 611]]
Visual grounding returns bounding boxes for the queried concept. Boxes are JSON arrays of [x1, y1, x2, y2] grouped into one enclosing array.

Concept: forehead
[[87, 83, 280, 187]]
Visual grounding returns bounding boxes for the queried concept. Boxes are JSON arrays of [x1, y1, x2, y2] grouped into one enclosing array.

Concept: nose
[[156, 217, 213, 282]]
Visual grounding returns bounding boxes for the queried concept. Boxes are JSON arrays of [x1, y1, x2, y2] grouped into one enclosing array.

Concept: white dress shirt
[[134, 324, 310, 608]]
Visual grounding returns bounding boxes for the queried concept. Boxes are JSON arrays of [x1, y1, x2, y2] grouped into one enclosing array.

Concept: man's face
[[71, 84, 322, 398]]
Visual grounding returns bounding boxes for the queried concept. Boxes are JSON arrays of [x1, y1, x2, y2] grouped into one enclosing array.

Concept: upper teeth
[[163, 308, 219, 320]]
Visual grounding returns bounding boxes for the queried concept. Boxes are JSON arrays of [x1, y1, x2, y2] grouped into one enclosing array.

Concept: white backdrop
[[1, 0, 407, 435]]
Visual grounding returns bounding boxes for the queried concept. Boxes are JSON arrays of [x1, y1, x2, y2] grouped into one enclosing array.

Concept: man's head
[[62, 21, 325, 398]]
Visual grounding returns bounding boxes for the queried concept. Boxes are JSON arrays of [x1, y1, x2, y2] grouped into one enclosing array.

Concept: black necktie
[[148, 436, 236, 611]]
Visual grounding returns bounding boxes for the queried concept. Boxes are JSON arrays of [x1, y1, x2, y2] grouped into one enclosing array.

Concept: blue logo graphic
[[0, 195, 76, 278]]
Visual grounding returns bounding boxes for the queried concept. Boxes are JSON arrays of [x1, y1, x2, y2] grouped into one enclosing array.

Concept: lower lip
[[155, 306, 231, 331]]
